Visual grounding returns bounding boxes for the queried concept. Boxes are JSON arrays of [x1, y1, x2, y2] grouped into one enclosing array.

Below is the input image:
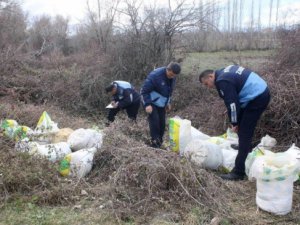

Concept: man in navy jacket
[[141, 62, 181, 148], [199, 65, 270, 180], [105, 81, 140, 123]]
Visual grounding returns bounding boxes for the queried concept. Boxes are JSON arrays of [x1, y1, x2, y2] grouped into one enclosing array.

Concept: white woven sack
[[184, 140, 223, 170]]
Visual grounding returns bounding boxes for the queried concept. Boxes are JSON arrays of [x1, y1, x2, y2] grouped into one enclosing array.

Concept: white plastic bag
[[169, 117, 192, 155], [249, 153, 300, 215], [30, 111, 60, 143], [59, 147, 97, 178], [221, 148, 238, 170], [184, 140, 223, 170], [67, 128, 103, 151], [191, 127, 210, 141], [15, 140, 71, 162], [258, 134, 277, 149], [256, 175, 294, 215], [35, 142, 72, 162]]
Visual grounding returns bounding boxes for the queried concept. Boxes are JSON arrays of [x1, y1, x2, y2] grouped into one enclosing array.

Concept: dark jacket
[[112, 81, 140, 109], [141, 67, 176, 108], [215, 65, 268, 125]]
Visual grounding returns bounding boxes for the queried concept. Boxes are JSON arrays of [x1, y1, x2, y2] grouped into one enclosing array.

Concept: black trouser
[[148, 104, 166, 147], [107, 101, 140, 122], [234, 88, 270, 175]]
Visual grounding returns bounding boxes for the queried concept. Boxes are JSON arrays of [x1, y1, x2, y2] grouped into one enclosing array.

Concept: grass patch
[[0, 202, 118, 225], [181, 50, 274, 75]]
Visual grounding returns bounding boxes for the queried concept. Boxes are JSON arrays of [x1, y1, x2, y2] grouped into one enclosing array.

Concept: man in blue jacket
[[141, 62, 181, 148], [199, 65, 270, 180], [105, 81, 141, 123]]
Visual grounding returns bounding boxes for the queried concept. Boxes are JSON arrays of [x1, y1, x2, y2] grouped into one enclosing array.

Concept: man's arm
[[117, 89, 133, 109], [217, 81, 240, 126], [141, 78, 154, 107]]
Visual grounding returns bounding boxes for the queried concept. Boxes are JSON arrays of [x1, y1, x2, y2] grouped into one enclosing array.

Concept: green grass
[[181, 50, 275, 75], [0, 202, 118, 225]]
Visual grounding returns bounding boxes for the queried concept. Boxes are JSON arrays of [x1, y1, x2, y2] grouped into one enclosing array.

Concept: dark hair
[[105, 83, 116, 93], [167, 62, 181, 74], [199, 69, 214, 83]]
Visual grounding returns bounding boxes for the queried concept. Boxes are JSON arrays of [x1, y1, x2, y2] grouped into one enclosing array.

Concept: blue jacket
[[215, 65, 268, 125], [112, 81, 140, 109], [141, 67, 176, 108]]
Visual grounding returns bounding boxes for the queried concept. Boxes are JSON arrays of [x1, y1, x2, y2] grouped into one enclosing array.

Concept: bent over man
[[105, 80, 140, 123], [141, 62, 181, 148], [199, 65, 270, 180]]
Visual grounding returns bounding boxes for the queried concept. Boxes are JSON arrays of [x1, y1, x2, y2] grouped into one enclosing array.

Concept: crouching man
[[105, 81, 140, 124]]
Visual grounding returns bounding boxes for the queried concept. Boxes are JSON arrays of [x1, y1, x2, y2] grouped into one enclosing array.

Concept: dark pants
[[148, 105, 166, 147], [107, 101, 140, 122], [234, 88, 270, 175]]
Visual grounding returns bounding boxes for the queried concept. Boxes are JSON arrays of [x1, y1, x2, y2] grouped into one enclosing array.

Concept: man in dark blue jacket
[[199, 65, 270, 180], [105, 81, 140, 123], [141, 62, 181, 148]]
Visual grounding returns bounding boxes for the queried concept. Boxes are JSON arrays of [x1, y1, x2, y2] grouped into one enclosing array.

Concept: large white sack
[[256, 175, 294, 215], [67, 128, 103, 151], [169, 117, 192, 155], [15, 138, 39, 153], [59, 147, 97, 178], [191, 127, 210, 141], [221, 148, 238, 170], [184, 140, 223, 170], [15, 140, 72, 162], [35, 142, 72, 162], [249, 154, 300, 215]]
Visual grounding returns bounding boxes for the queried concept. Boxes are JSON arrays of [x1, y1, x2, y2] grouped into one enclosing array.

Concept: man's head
[[199, 69, 215, 88], [105, 83, 117, 95], [166, 62, 181, 79]]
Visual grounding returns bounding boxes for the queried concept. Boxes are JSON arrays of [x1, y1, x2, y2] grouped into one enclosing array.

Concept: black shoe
[[150, 139, 161, 148], [231, 144, 239, 150], [220, 172, 245, 181]]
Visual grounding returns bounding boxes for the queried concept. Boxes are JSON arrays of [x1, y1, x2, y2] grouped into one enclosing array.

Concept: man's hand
[[166, 104, 171, 113], [111, 101, 119, 108], [145, 105, 153, 114], [231, 125, 239, 133]]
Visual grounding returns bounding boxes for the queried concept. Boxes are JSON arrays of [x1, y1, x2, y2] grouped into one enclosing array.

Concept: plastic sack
[[221, 148, 238, 171], [245, 135, 277, 176], [258, 134, 277, 149], [191, 127, 210, 141], [209, 128, 238, 148], [67, 128, 103, 151], [256, 175, 294, 215], [34, 142, 72, 162], [15, 140, 72, 162], [169, 117, 192, 155], [1, 119, 19, 139], [14, 126, 33, 141], [35, 111, 59, 133], [30, 111, 59, 143], [15, 138, 39, 153], [52, 128, 74, 143], [249, 153, 299, 215], [245, 147, 274, 176], [249, 153, 299, 182], [59, 147, 97, 178], [184, 140, 223, 170]]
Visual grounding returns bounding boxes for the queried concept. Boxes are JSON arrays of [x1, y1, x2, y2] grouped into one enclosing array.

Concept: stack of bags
[[1, 111, 103, 178]]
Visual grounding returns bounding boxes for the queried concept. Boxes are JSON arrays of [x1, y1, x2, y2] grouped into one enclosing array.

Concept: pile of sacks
[[169, 116, 300, 215], [169, 116, 238, 170], [1, 111, 103, 178]]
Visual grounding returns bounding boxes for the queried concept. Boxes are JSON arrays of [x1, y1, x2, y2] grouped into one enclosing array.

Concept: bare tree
[[269, 0, 273, 28], [86, 0, 120, 53]]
